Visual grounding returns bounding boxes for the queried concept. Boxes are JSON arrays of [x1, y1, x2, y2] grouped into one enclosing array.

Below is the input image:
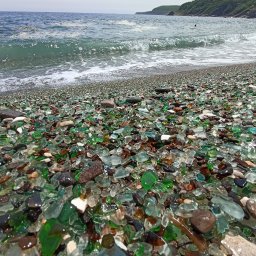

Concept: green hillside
[[178, 0, 256, 18], [136, 5, 180, 15]]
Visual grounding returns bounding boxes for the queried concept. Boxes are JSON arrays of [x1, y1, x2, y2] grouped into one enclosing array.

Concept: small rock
[[43, 152, 52, 157], [17, 127, 23, 134], [173, 107, 183, 112], [101, 99, 115, 108], [125, 97, 142, 104], [221, 234, 256, 256], [58, 172, 75, 187], [0, 109, 25, 120], [27, 192, 42, 208], [240, 197, 249, 207], [102, 234, 115, 249], [18, 236, 37, 250], [187, 135, 197, 140], [155, 88, 171, 94], [12, 116, 27, 123], [190, 209, 216, 233], [161, 135, 171, 141], [79, 161, 103, 184], [233, 170, 245, 178], [57, 120, 74, 127], [67, 240, 77, 255], [246, 199, 256, 219], [71, 197, 88, 213], [245, 161, 256, 168]]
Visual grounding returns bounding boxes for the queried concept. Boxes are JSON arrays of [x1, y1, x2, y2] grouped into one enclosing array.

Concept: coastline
[[0, 62, 256, 255], [1, 62, 256, 99]]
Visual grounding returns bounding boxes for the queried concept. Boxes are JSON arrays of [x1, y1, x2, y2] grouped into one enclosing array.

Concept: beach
[[0, 63, 256, 255]]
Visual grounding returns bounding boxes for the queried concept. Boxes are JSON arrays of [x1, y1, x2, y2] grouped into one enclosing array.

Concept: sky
[[0, 0, 189, 14]]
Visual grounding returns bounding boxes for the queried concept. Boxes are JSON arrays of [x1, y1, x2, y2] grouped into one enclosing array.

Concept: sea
[[1, 12, 256, 92]]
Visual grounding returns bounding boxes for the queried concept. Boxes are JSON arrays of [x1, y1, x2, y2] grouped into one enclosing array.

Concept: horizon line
[[0, 10, 134, 15]]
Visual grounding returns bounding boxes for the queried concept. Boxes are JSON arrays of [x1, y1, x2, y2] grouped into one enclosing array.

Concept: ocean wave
[[0, 36, 227, 68]]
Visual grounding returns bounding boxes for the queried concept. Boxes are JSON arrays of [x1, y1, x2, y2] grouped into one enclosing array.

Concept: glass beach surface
[[0, 12, 256, 256]]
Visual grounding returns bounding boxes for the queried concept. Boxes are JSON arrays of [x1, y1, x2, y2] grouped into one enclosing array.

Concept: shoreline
[[1, 62, 256, 99]]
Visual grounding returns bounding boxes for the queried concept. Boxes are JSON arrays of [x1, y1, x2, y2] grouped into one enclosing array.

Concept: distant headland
[[136, 0, 256, 18]]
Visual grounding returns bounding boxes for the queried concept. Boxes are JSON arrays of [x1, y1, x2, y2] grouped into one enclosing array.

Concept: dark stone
[[27, 207, 42, 222], [79, 161, 103, 184], [16, 181, 31, 194], [162, 165, 176, 173], [58, 172, 75, 187], [125, 97, 142, 104], [246, 200, 256, 219], [18, 236, 37, 250], [0, 213, 10, 229], [190, 209, 216, 233], [27, 192, 42, 208], [155, 88, 171, 94], [132, 193, 144, 206], [126, 216, 144, 231], [101, 99, 115, 108], [1, 147, 13, 152], [0, 194, 9, 204], [0, 109, 25, 120], [101, 234, 115, 249], [0, 157, 6, 167], [0, 175, 11, 185], [234, 158, 250, 169], [234, 178, 247, 188], [217, 162, 233, 179], [13, 144, 27, 151], [144, 231, 165, 246]]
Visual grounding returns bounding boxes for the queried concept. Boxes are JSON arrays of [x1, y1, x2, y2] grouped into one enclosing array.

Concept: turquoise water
[[1, 12, 256, 92]]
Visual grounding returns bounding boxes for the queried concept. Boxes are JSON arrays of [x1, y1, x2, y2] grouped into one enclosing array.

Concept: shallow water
[[1, 12, 256, 92]]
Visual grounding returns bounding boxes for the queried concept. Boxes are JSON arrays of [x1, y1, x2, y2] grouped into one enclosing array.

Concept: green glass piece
[[58, 202, 77, 225], [41, 168, 49, 180], [9, 211, 30, 234], [141, 171, 158, 190], [74, 170, 82, 182], [243, 227, 253, 237], [32, 131, 43, 139], [181, 164, 187, 176], [72, 184, 82, 197], [162, 103, 169, 112], [135, 244, 145, 256], [123, 225, 136, 243], [85, 241, 96, 254], [207, 161, 214, 170], [232, 126, 242, 138], [39, 219, 63, 256], [162, 179, 174, 190], [0, 134, 10, 146], [207, 148, 218, 158], [163, 224, 181, 242]]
